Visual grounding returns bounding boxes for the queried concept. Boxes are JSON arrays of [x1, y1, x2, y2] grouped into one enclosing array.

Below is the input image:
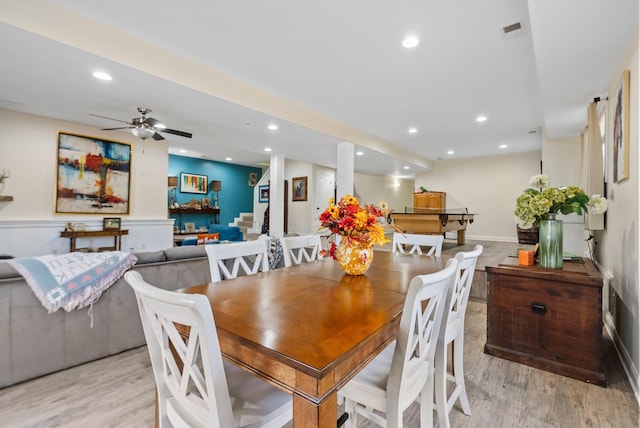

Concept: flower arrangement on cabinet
[[318, 195, 391, 260], [514, 174, 608, 229]]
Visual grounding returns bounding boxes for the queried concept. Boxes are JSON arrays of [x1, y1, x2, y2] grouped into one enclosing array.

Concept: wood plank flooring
[[0, 299, 637, 427]]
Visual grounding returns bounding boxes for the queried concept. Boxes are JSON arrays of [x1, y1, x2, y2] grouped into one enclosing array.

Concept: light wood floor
[[0, 300, 637, 427]]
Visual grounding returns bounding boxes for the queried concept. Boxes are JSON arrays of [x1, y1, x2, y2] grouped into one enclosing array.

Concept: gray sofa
[[0, 245, 211, 388]]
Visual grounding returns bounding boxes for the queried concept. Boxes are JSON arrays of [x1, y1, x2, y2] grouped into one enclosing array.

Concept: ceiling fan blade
[[161, 128, 193, 138], [152, 132, 165, 141], [90, 113, 131, 125], [101, 126, 132, 131]]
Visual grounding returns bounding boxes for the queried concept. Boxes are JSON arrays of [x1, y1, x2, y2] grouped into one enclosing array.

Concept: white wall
[[0, 110, 173, 257], [414, 151, 542, 242], [598, 30, 639, 400]]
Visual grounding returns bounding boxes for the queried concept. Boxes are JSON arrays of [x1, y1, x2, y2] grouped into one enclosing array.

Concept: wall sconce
[[168, 176, 178, 207], [210, 180, 222, 209]]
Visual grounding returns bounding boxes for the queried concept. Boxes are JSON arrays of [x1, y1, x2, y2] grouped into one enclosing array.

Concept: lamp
[[131, 125, 156, 140], [168, 176, 178, 207], [210, 180, 222, 209]]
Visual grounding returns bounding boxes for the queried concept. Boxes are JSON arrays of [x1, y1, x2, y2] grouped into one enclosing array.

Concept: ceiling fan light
[[154, 123, 166, 129], [131, 127, 155, 139]]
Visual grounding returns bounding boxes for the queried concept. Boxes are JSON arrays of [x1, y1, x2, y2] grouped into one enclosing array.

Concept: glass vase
[[336, 239, 374, 275], [539, 213, 563, 269]]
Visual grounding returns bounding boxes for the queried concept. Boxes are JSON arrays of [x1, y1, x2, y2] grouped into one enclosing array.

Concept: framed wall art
[[102, 217, 121, 230], [613, 70, 630, 183], [292, 176, 308, 201], [180, 172, 208, 194], [258, 185, 269, 203], [56, 132, 131, 214]]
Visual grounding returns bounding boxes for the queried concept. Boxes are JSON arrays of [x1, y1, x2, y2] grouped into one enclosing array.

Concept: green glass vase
[[539, 213, 563, 268]]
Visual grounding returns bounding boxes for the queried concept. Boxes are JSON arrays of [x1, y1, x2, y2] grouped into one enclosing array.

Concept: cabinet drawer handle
[[531, 302, 547, 315]]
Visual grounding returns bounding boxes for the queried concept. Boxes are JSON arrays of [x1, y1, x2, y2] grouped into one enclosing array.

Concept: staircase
[[230, 213, 259, 240]]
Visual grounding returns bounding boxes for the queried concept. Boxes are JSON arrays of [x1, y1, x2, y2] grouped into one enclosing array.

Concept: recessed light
[[499, 144, 508, 149], [402, 36, 419, 48], [403, 166, 410, 170], [179, 149, 187, 153], [356, 151, 364, 156], [476, 115, 487, 122], [264, 147, 272, 152], [267, 124, 278, 130], [408, 127, 417, 134], [447, 150, 455, 155], [92, 71, 112, 81], [225, 157, 232, 161]]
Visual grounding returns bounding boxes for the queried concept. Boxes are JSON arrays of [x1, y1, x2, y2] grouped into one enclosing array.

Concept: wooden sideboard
[[169, 207, 220, 230], [59, 229, 129, 252], [413, 191, 445, 210], [485, 257, 605, 386]]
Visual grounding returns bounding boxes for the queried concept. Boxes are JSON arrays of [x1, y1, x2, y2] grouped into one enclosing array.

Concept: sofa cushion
[[133, 250, 166, 265], [0, 262, 19, 280], [164, 245, 207, 261]]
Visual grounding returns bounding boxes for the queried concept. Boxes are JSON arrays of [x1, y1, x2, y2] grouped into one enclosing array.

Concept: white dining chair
[[205, 240, 270, 283], [279, 234, 323, 267], [392, 232, 444, 256], [124, 271, 292, 428], [339, 257, 459, 428], [435, 244, 483, 428]]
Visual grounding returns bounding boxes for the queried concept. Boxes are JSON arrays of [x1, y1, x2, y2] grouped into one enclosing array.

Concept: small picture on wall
[[102, 217, 121, 230], [613, 70, 630, 183], [180, 172, 208, 194], [259, 185, 269, 203], [292, 176, 308, 201]]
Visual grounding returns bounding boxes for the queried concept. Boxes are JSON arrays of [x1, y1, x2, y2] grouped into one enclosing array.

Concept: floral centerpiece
[[318, 195, 390, 274], [515, 174, 608, 229], [515, 174, 608, 269]]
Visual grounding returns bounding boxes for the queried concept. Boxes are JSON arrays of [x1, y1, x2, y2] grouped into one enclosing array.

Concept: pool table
[[390, 209, 476, 245]]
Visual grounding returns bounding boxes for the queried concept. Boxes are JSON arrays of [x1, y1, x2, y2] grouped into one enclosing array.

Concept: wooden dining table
[[177, 250, 447, 427]]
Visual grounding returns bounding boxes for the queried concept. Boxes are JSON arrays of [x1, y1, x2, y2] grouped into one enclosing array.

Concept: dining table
[[177, 250, 448, 427]]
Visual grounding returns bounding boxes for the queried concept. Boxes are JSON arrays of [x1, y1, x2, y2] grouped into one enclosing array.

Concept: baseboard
[[604, 310, 640, 405], [466, 234, 519, 243]]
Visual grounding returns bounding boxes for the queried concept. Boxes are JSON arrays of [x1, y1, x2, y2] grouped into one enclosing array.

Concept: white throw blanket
[[7, 251, 137, 313]]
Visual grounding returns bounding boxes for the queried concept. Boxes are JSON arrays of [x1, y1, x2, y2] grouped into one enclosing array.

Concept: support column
[[269, 153, 285, 238], [336, 142, 354, 199]]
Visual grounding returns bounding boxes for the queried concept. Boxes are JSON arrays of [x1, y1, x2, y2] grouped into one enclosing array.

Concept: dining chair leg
[[435, 343, 450, 428], [344, 397, 356, 428], [420, 367, 435, 428], [453, 332, 471, 415]]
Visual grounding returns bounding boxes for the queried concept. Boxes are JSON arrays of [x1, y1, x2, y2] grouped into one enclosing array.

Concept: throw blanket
[[7, 251, 137, 313]]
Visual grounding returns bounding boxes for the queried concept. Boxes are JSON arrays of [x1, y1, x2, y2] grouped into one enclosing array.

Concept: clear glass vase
[[539, 213, 563, 269]]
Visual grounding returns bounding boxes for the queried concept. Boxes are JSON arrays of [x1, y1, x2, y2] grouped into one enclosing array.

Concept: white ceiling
[[0, 0, 637, 177]]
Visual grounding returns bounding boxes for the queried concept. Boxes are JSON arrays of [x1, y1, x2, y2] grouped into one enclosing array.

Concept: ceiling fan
[[90, 107, 192, 140]]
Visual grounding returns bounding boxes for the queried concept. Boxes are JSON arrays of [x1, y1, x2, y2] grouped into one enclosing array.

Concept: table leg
[[457, 229, 466, 245], [293, 391, 337, 427], [69, 237, 76, 252], [115, 235, 121, 251]]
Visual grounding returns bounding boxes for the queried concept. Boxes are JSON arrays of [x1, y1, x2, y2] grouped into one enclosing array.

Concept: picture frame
[[258, 185, 269, 203], [103, 217, 121, 230], [613, 70, 630, 183], [184, 222, 196, 233], [202, 197, 210, 208], [292, 176, 308, 201], [56, 132, 131, 214], [180, 172, 208, 194]]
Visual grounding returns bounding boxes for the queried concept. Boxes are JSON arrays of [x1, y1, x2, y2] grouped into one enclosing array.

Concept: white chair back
[[435, 244, 483, 428], [125, 271, 292, 428], [340, 257, 459, 428], [392, 232, 444, 256], [205, 240, 270, 283], [279, 234, 323, 267], [125, 271, 234, 427]]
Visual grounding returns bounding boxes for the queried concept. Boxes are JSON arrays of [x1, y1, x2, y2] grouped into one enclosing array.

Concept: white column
[[269, 153, 285, 238], [336, 142, 354, 199]]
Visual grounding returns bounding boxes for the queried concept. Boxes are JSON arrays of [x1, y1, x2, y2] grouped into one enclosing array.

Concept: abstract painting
[[56, 132, 131, 214]]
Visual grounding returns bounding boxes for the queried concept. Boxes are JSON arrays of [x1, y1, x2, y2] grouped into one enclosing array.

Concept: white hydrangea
[[529, 174, 550, 189], [587, 194, 608, 215]]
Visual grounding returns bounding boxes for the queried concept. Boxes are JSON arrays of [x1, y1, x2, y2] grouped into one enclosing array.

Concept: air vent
[[502, 22, 522, 34]]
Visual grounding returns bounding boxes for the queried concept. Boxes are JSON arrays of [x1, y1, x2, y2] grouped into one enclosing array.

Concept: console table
[[485, 257, 605, 386], [169, 207, 220, 230], [60, 230, 129, 252]]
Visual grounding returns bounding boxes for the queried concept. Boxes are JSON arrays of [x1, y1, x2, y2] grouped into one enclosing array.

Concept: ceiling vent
[[501, 21, 525, 40], [502, 22, 522, 34]]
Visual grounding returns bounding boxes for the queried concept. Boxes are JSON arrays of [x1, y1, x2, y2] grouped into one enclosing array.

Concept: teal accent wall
[[169, 155, 261, 229]]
